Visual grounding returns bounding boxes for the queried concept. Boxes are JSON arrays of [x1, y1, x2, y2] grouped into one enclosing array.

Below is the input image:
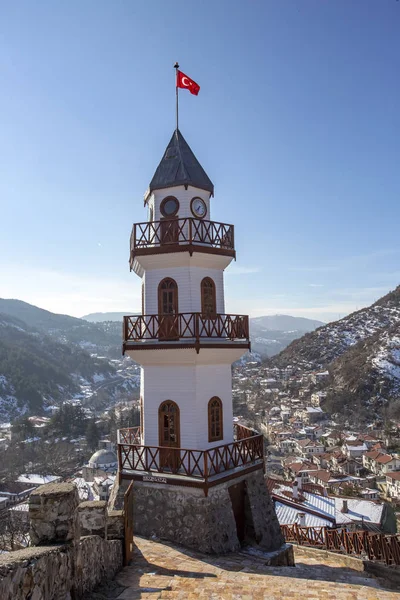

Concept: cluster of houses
[[233, 361, 400, 505]]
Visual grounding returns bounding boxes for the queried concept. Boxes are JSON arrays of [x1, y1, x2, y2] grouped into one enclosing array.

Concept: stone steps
[[88, 536, 400, 599]]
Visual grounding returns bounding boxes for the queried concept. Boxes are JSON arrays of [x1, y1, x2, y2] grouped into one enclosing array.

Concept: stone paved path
[[93, 536, 400, 599]]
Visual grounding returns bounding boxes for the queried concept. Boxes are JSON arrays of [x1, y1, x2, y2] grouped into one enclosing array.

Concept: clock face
[[191, 197, 207, 218]]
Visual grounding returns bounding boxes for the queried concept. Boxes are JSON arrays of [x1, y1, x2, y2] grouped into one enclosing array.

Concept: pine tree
[[85, 419, 100, 451]]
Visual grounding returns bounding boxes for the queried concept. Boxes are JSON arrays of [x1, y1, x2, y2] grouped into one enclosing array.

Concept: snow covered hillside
[[269, 285, 400, 371]]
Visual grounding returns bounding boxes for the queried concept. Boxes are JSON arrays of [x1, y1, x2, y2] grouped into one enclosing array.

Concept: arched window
[[159, 400, 180, 447], [158, 278, 178, 340], [208, 397, 223, 442], [158, 278, 178, 315], [201, 277, 216, 317]]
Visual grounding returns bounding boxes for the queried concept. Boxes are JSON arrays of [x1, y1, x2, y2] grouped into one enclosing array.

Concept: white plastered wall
[[143, 266, 225, 315], [149, 185, 211, 222], [141, 362, 234, 450]]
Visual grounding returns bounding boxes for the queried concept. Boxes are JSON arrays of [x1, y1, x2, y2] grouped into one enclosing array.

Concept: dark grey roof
[[148, 129, 214, 196]]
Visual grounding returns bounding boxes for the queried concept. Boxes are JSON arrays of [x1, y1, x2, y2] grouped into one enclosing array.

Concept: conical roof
[[148, 129, 214, 196]]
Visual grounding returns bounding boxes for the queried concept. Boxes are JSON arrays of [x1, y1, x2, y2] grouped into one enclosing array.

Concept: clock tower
[[113, 127, 291, 560]]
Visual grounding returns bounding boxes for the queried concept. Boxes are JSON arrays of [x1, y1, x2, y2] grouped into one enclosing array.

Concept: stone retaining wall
[[0, 482, 124, 600], [129, 468, 291, 562]]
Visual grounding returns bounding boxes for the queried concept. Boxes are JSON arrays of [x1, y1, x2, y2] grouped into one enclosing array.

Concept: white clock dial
[[191, 197, 207, 218]]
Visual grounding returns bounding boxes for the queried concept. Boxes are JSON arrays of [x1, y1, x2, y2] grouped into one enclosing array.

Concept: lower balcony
[[117, 423, 264, 492], [122, 313, 250, 354]]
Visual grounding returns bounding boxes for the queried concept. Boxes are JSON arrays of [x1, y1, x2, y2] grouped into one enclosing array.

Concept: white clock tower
[[124, 128, 250, 453], [115, 127, 289, 558]]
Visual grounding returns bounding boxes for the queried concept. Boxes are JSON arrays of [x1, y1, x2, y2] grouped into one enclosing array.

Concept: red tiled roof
[[311, 470, 332, 483], [386, 471, 400, 481], [375, 454, 396, 464], [364, 450, 383, 460], [297, 439, 312, 448]]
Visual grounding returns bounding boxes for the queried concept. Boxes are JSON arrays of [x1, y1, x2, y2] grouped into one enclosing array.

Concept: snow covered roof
[[271, 481, 384, 526], [17, 474, 61, 485], [275, 502, 332, 528]]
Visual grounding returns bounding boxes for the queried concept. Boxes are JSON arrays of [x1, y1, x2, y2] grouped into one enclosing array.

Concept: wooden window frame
[[201, 277, 217, 318], [140, 396, 144, 436], [160, 196, 180, 218], [208, 396, 223, 442], [158, 277, 178, 316], [158, 400, 181, 447]]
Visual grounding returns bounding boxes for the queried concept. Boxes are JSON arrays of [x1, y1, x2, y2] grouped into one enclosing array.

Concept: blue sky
[[1, 0, 399, 322]]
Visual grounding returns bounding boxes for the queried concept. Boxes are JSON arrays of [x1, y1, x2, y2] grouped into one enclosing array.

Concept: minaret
[[117, 128, 289, 559], [124, 128, 250, 452]]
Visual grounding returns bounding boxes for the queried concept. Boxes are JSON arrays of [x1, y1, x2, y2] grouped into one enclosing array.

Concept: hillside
[[0, 299, 121, 356], [250, 315, 324, 357], [0, 313, 115, 421], [268, 285, 400, 370], [82, 311, 130, 323], [325, 321, 400, 421]]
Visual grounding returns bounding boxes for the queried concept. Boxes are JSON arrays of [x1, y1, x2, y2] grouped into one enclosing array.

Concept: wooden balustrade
[[280, 524, 400, 566], [118, 426, 141, 445], [129, 217, 235, 265], [123, 313, 249, 346], [117, 425, 264, 484], [234, 422, 258, 440]]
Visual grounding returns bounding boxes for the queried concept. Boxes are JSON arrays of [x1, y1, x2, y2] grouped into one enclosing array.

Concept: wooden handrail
[[123, 313, 250, 344], [280, 525, 400, 566], [117, 430, 264, 481], [129, 217, 235, 265]]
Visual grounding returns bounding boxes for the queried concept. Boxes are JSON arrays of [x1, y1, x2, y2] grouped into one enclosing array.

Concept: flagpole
[[174, 62, 179, 131]]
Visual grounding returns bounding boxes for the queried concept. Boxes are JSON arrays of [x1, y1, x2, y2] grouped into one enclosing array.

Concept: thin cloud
[[290, 248, 400, 274], [226, 266, 261, 276]]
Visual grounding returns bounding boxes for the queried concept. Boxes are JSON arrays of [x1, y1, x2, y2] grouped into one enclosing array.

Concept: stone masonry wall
[[0, 482, 124, 600], [133, 479, 240, 554], [245, 468, 285, 552], [132, 469, 289, 557], [0, 536, 123, 600]]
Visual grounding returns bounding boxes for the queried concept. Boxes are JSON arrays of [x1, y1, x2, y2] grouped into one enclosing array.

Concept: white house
[[386, 471, 400, 499]]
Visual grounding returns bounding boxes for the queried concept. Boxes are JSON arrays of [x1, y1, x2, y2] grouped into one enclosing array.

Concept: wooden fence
[[281, 524, 400, 566]]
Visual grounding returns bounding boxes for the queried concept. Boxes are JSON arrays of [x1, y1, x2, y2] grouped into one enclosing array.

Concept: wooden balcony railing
[[117, 425, 264, 485], [234, 422, 258, 440], [118, 426, 141, 445], [130, 217, 235, 265], [123, 313, 250, 349], [281, 524, 400, 566]]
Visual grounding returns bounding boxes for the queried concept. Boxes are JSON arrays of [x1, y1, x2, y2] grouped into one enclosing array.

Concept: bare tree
[[0, 507, 30, 551]]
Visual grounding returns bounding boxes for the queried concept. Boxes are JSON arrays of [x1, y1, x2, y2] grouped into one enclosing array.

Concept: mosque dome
[[88, 448, 117, 469]]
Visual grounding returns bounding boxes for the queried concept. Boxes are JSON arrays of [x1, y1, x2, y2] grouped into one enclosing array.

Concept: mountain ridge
[[268, 285, 400, 371]]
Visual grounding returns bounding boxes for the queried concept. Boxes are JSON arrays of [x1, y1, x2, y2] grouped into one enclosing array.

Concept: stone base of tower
[[109, 469, 293, 564]]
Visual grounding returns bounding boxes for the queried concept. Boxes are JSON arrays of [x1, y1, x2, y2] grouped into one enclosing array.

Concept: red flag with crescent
[[177, 70, 200, 96]]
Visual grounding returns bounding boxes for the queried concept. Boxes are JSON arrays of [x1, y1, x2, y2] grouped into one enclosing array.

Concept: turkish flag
[[177, 70, 200, 96]]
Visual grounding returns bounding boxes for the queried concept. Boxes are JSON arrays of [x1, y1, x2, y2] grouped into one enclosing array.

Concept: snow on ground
[[93, 373, 106, 383]]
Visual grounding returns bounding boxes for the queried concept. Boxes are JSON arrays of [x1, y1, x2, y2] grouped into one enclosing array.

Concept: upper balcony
[[129, 217, 235, 269], [122, 312, 250, 354]]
